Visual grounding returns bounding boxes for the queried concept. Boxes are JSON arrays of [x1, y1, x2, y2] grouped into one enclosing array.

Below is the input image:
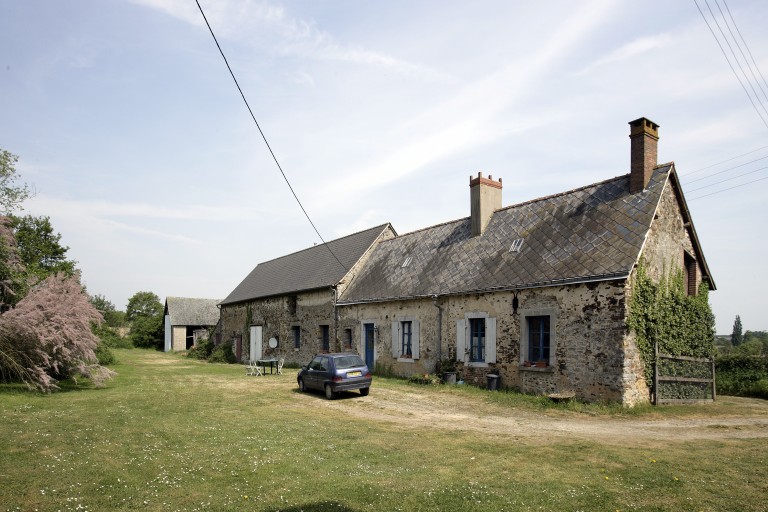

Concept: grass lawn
[[1, 349, 766, 512]]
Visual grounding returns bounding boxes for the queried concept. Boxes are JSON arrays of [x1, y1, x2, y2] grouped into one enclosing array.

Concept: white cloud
[[129, 0, 447, 81], [577, 34, 675, 75]]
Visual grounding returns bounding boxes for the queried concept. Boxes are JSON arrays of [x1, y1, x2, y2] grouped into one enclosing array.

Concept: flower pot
[[486, 374, 500, 391], [442, 371, 457, 384], [535, 361, 548, 368]]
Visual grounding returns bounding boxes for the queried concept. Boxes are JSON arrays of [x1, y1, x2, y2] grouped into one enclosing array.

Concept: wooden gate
[[653, 344, 716, 405]]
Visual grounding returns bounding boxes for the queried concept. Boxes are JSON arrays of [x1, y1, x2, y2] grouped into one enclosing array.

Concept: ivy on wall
[[628, 260, 716, 383]]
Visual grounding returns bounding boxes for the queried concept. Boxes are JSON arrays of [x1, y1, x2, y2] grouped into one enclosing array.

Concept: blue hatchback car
[[297, 353, 372, 399]]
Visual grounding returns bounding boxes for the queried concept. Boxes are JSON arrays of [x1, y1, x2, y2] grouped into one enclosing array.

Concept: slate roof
[[164, 297, 220, 326], [338, 165, 687, 303], [220, 224, 394, 305]]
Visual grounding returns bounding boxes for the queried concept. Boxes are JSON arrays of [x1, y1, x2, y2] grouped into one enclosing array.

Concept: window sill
[[465, 362, 489, 368], [397, 357, 416, 363], [520, 364, 553, 372]]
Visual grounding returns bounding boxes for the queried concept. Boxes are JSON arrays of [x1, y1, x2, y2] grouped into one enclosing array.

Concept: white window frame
[[391, 317, 420, 361], [456, 312, 496, 368], [519, 307, 558, 368]]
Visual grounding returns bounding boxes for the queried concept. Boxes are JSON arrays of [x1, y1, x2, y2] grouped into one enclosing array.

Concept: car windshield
[[334, 355, 365, 369]]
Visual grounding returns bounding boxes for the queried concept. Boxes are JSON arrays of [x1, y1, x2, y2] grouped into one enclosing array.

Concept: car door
[[307, 356, 327, 390]]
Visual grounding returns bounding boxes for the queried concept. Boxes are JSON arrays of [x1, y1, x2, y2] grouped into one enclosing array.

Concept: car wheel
[[359, 387, 370, 397], [324, 384, 335, 400], [298, 378, 306, 392]]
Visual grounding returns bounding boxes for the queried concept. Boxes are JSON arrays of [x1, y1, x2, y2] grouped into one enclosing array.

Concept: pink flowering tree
[[0, 272, 116, 391]]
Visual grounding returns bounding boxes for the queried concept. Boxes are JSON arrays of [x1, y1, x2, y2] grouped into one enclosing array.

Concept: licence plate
[[347, 371, 362, 377]]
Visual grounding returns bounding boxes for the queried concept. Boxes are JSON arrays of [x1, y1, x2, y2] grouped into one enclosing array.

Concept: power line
[[706, 0, 768, 119], [683, 144, 768, 175], [721, 0, 768, 103], [694, 0, 768, 130], [194, 0, 348, 273], [685, 165, 768, 192], [682, 154, 768, 184], [688, 174, 768, 200]]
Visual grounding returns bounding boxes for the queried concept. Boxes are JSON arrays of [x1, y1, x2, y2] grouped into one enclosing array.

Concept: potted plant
[[440, 356, 457, 384], [535, 360, 548, 368]]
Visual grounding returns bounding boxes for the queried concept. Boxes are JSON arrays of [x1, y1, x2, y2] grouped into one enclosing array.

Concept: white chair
[[277, 358, 284, 375], [245, 360, 262, 376]]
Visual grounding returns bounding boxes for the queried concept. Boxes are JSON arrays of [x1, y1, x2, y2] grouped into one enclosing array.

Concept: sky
[[1, 0, 767, 334]]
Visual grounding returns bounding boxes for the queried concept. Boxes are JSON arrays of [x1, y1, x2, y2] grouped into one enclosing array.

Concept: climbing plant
[[628, 260, 715, 384]]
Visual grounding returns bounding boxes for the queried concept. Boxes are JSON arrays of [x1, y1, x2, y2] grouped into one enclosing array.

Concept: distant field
[[1, 349, 767, 512]]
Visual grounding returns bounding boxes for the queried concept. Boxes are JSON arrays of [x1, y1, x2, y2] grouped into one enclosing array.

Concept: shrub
[[207, 340, 236, 364], [0, 272, 116, 391], [408, 373, 442, 385], [130, 314, 163, 349], [95, 343, 116, 366], [188, 338, 213, 360], [92, 322, 132, 349], [716, 355, 768, 399]]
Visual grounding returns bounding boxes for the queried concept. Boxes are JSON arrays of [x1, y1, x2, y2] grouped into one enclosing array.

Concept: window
[[292, 326, 301, 348], [456, 315, 496, 366], [469, 318, 485, 362], [401, 321, 412, 357], [320, 325, 330, 352], [391, 319, 420, 360], [527, 316, 550, 363], [684, 252, 697, 296], [344, 328, 353, 350]]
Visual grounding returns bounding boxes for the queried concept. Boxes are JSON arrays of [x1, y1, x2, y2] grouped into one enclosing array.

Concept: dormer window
[[402, 256, 413, 268]]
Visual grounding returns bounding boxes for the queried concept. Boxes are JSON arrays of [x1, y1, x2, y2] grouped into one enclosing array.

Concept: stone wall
[[219, 288, 337, 365], [339, 281, 631, 403]]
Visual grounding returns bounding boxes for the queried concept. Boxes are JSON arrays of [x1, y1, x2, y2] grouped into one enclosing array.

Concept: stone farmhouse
[[163, 297, 220, 352], [218, 224, 396, 363], [219, 117, 714, 405]]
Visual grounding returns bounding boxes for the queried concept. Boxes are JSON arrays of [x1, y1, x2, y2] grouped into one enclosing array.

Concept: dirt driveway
[[312, 385, 768, 445]]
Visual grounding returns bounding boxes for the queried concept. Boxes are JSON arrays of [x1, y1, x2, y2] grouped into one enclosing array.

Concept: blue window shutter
[[412, 320, 420, 359], [486, 317, 497, 364], [391, 321, 399, 358], [456, 319, 466, 362]]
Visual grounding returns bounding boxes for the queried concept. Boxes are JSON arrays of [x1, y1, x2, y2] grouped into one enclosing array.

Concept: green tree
[[0, 148, 31, 214], [126, 291, 163, 349], [126, 291, 162, 322], [10, 215, 76, 283], [732, 315, 744, 347], [89, 293, 126, 328], [0, 216, 26, 308]]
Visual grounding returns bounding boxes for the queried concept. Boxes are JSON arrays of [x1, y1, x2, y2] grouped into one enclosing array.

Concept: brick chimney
[[629, 117, 659, 193], [469, 172, 502, 237]]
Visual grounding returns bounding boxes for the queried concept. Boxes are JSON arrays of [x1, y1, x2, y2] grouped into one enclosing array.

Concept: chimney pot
[[629, 117, 659, 193]]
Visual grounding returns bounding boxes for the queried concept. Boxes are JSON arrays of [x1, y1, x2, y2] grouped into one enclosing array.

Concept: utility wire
[[682, 154, 768, 184], [706, 0, 768, 119], [694, 0, 768, 130], [688, 174, 768, 200], [721, 0, 768, 103], [685, 165, 768, 193], [683, 144, 768, 175], [195, 0, 348, 273]]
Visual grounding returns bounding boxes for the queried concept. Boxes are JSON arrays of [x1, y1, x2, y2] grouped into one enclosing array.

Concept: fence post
[[653, 341, 659, 405]]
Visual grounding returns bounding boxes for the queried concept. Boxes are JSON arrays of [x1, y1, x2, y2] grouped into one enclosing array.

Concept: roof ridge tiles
[[254, 222, 392, 266]]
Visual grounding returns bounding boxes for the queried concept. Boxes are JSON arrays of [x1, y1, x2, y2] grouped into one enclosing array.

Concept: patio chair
[[277, 358, 284, 375], [245, 360, 262, 376]]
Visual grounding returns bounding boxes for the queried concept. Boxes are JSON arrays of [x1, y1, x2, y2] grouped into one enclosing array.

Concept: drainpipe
[[432, 295, 443, 372], [331, 286, 338, 352]]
